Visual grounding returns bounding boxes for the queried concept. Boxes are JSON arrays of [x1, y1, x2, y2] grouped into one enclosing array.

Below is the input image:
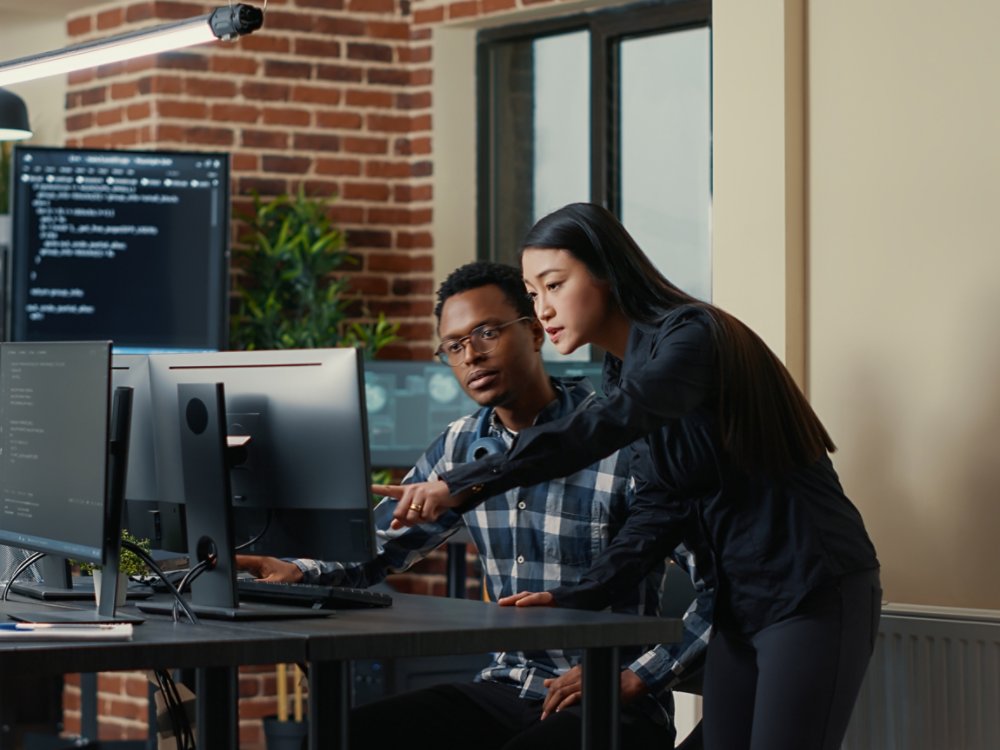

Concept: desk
[[1, 594, 681, 750]]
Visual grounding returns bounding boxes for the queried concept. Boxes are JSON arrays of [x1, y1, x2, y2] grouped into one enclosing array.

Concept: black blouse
[[443, 305, 878, 633]]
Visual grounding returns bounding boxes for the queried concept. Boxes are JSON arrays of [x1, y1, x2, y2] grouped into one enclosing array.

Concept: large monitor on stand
[[138, 348, 378, 619], [6, 146, 230, 352], [0, 341, 138, 623]]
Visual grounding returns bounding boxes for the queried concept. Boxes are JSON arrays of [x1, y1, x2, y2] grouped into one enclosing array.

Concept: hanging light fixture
[[0, 88, 32, 141], [0, 4, 264, 88]]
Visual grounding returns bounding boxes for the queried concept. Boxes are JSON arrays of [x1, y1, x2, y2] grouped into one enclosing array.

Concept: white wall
[[806, 0, 1000, 609]]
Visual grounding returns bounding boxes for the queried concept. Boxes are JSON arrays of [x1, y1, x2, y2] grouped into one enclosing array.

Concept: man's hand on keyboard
[[234, 555, 304, 583]]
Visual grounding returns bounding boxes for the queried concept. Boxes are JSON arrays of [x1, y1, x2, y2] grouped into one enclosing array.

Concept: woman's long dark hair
[[521, 202, 834, 477]]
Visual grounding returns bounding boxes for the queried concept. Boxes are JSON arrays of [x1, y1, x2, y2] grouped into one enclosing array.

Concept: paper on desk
[[0, 622, 134, 641]]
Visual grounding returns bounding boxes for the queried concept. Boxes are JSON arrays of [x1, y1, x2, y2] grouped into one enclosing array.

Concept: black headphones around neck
[[465, 409, 507, 462]]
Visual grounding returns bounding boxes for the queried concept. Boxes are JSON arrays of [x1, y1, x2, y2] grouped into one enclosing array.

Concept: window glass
[[620, 27, 712, 301]]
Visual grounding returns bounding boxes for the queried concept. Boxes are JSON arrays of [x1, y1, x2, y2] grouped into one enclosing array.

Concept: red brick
[[294, 38, 343, 58], [110, 81, 140, 100], [96, 108, 124, 126], [158, 100, 209, 119], [97, 7, 124, 29], [315, 111, 363, 130], [330, 204, 366, 224], [126, 102, 152, 120], [295, 132, 343, 151], [369, 252, 433, 272], [66, 112, 94, 132], [391, 277, 435, 295], [212, 103, 261, 123], [240, 35, 293, 54], [396, 230, 434, 248], [262, 155, 312, 175], [350, 275, 391, 294], [211, 56, 260, 75], [413, 6, 445, 24], [394, 184, 433, 203], [185, 78, 239, 98], [125, 3, 154, 23], [232, 153, 259, 171], [297, 0, 346, 8], [261, 10, 319, 32], [262, 107, 312, 126], [242, 81, 293, 101], [369, 206, 433, 225], [67, 15, 92, 36], [365, 160, 411, 178], [156, 2, 208, 21], [367, 20, 411, 40], [483, 0, 517, 12], [347, 0, 397, 12], [292, 84, 342, 105], [316, 16, 367, 36], [316, 157, 362, 176], [239, 177, 290, 196], [399, 44, 433, 64], [343, 181, 391, 202], [345, 88, 394, 108], [317, 64, 364, 83], [343, 136, 389, 155], [242, 130, 290, 149], [302, 179, 343, 196], [367, 67, 409, 86], [347, 42, 395, 63], [366, 113, 418, 132], [264, 60, 314, 79], [396, 91, 431, 109]]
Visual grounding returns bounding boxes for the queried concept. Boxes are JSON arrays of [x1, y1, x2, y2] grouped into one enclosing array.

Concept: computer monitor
[[363, 359, 606, 467], [113, 354, 186, 555], [0, 341, 137, 623], [7, 145, 229, 351], [139, 348, 377, 619]]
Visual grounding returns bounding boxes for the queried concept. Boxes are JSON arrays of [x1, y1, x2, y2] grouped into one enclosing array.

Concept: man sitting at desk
[[237, 261, 711, 749]]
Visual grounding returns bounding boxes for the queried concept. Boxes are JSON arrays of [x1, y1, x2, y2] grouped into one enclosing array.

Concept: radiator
[[843, 604, 1000, 750]]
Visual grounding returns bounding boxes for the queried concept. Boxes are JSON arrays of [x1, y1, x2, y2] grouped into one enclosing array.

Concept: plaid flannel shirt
[[292, 377, 712, 726]]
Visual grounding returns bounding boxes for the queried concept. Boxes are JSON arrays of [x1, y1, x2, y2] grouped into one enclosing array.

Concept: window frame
[[476, 0, 712, 263]]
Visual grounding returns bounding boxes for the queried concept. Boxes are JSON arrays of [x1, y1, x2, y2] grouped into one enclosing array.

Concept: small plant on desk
[[76, 529, 151, 577]]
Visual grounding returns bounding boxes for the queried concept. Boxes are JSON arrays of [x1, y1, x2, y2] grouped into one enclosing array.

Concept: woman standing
[[383, 202, 880, 750]]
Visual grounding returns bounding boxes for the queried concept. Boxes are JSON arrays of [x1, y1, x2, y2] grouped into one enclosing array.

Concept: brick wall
[[57, 0, 569, 745]]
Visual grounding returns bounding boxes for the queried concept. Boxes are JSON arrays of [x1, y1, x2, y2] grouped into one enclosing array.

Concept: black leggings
[[703, 568, 881, 750], [349, 680, 674, 750]]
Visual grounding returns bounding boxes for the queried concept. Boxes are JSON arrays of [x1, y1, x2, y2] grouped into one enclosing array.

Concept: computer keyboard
[[236, 579, 393, 610]]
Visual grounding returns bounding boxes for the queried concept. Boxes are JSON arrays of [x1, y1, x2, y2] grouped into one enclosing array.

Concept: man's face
[[437, 285, 543, 409]]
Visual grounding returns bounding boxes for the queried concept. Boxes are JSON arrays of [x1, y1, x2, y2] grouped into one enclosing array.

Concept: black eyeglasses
[[435, 317, 533, 366]]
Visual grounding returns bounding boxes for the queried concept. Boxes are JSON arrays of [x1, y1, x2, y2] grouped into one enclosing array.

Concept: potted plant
[[77, 529, 151, 606], [230, 186, 398, 357]]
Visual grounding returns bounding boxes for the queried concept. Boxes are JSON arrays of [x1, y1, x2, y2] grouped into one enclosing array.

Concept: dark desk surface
[[252, 592, 683, 662], [0, 598, 308, 674], [1, 591, 681, 668]]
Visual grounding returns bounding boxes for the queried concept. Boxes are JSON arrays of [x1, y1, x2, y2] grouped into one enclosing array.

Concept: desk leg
[[582, 646, 620, 750], [308, 660, 349, 750], [196, 666, 237, 748]]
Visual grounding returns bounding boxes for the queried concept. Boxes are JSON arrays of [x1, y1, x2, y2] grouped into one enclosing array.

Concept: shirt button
[[517, 501, 526, 510], [516, 555, 525, 564]]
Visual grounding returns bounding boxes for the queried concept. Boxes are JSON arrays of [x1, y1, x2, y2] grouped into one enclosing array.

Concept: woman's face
[[521, 247, 613, 356]]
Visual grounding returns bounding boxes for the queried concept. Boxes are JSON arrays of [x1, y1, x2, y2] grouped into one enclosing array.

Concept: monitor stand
[[137, 382, 329, 621]]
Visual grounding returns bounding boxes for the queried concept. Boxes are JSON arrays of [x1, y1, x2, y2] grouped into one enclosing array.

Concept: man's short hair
[[434, 261, 535, 322]]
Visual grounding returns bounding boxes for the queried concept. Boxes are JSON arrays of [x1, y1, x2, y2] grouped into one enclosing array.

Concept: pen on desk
[[0, 622, 126, 630]]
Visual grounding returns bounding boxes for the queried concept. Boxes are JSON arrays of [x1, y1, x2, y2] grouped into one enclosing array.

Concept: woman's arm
[[390, 309, 717, 528]]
